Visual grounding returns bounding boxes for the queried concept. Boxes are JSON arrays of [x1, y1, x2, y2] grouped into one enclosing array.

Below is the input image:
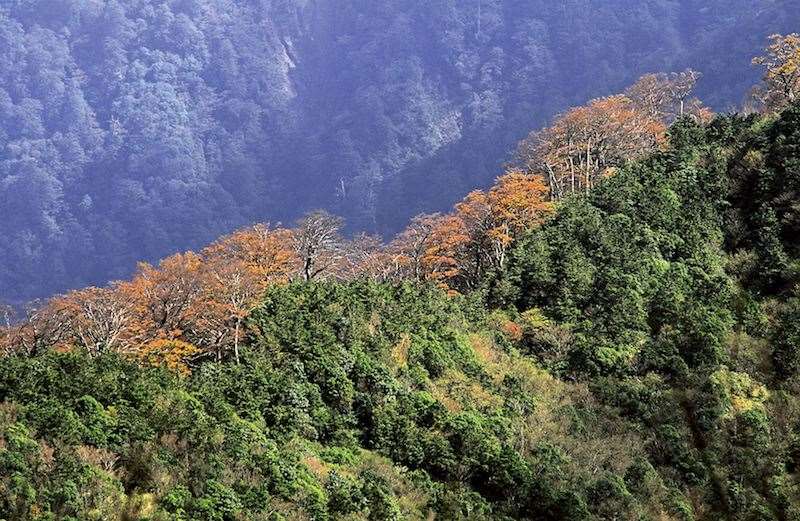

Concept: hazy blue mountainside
[[1, 0, 799, 302]]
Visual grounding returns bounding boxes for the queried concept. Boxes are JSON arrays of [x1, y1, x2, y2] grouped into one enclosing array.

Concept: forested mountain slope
[[2, 0, 800, 302], [5, 88, 800, 517]]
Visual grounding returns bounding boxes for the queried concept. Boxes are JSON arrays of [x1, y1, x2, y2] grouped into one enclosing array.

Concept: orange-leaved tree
[[200, 224, 300, 362], [517, 94, 666, 200], [390, 213, 469, 285], [485, 170, 554, 267], [203, 224, 299, 282], [454, 171, 553, 287], [48, 286, 135, 356], [117, 252, 206, 369]]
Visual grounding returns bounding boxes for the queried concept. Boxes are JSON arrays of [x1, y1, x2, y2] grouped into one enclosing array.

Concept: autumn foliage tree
[[0, 72, 709, 371], [192, 263, 260, 364], [294, 211, 346, 281], [0, 215, 335, 368], [120, 254, 205, 341], [389, 213, 469, 284], [517, 94, 667, 200], [454, 171, 554, 287], [0, 290, 129, 357], [202, 224, 299, 283], [625, 69, 708, 122], [384, 169, 553, 291], [0, 290, 132, 357], [199, 224, 300, 362], [49, 287, 134, 356], [752, 33, 800, 111], [514, 71, 714, 202], [485, 171, 554, 244], [0, 166, 560, 363]]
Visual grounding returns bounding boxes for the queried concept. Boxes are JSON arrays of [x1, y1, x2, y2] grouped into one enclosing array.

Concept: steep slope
[[491, 108, 800, 519], [2, 0, 800, 304], [0, 283, 655, 520], [5, 104, 800, 519]]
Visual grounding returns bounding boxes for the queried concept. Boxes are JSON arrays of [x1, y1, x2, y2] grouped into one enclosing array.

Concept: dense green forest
[[5, 91, 800, 519], [2, 0, 800, 303]]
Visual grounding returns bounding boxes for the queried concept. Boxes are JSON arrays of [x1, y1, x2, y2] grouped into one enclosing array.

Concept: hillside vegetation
[[4, 27, 800, 521], [6, 107, 800, 520]]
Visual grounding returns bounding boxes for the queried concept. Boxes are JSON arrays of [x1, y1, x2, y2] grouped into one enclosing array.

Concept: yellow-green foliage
[[709, 367, 769, 419]]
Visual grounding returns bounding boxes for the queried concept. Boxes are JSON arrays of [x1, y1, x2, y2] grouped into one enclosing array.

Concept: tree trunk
[[569, 156, 575, 195], [585, 140, 592, 192], [234, 319, 241, 364], [303, 254, 313, 282]]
